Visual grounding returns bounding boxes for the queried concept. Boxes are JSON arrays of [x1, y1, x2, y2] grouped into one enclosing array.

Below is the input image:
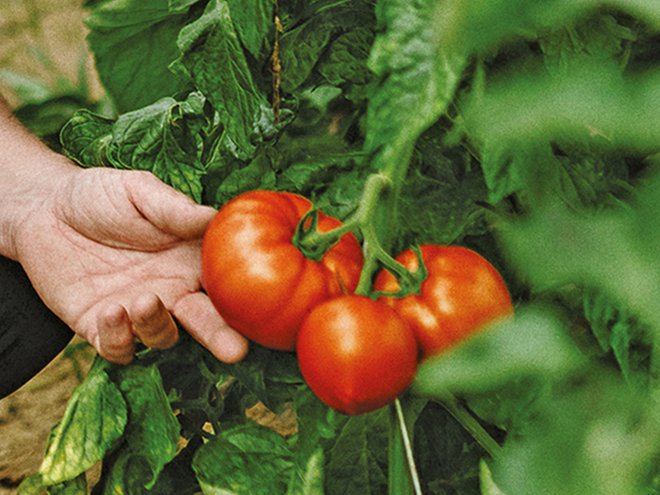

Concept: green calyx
[[292, 208, 351, 262], [371, 245, 428, 299], [292, 172, 426, 300]]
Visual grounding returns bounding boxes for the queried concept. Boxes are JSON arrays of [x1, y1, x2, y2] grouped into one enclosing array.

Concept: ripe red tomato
[[202, 191, 363, 351], [297, 295, 418, 415], [374, 245, 513, 358]]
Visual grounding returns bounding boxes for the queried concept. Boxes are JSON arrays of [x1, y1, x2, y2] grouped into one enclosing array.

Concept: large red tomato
[[374, 245, 513, 358], [202, 191, 363, 351], [297, 295, 418, 415]]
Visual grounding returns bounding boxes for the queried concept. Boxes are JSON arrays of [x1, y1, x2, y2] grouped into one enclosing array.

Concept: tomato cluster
[[202, 191, 513, 415]]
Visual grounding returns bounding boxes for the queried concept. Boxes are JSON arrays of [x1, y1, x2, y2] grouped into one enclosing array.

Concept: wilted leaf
[[39, 360, 127, 485]]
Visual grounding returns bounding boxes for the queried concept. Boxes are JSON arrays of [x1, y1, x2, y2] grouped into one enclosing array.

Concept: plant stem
[[295, 132, 416, 293], [389, 405, 414, 495], [294, 173, 391, 261], [394, 398, 423, 495], [438, 395, 503, 460], [352, 173, 392, 222], [271, 1, 282, 123]]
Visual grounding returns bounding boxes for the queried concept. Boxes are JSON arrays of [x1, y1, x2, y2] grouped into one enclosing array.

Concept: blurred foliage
[[14, 0, 660, 494], [0, 1, 106, 148]]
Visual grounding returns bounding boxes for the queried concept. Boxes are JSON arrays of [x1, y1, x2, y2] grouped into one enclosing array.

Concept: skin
[[0, 97, 247, 364]]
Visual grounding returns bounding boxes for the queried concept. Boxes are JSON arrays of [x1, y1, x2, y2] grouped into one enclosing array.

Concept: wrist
[[0, 116, 80, 260]]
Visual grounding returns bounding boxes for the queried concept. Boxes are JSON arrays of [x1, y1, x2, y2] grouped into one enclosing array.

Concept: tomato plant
[[374, 245, 513, 358], [296, 295, 418, 415], [202, 190, 362, 351]]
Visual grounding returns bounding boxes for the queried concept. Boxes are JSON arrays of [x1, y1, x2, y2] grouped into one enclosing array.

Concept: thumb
[[125, 171, 217, 239]]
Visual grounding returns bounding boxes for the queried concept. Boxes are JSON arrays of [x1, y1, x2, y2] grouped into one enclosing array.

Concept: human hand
[[12, 166, 248, 364]]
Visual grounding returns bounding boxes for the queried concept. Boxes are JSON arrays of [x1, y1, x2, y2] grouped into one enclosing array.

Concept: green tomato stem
[[393, 398, 424, 495], [389, 404, 415, 495], [354, 222, 422, 297], [294, 174, 391, 261], [294, 139, 417, 296]]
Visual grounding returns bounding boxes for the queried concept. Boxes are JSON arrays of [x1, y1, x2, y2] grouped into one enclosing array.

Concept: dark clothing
[[0, 256, 72, 399]]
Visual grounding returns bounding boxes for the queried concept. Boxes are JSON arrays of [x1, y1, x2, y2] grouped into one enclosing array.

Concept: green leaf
[[39, 359, 127, 486], [366, 0, 467, 175], [477, 140, 560, 205], [20, 475, 87, 495], [15, 95, 94, 140], [465, 377, 543, 433], [279, 15, 334, 92], [111, 364, 180, 490], [317, 27, 374, 90], [397, 143, 488, 248], [60, 109, 114, 166], [313, 167, 367, 220], [413, 402, 482, 494], [325, 410, 389, 495], [583, 289, 617, 352], [86, 0, 192, 112], [62, 93, 212, 202], [0, 69, 52, 103], [217, 346, 303, 411], [214, 152, 277, 206], [193, 423, 294, 495], [148, 437, 201, 495], [499, 180, 660, 333], [99, 449, 156, 495], [479, 460, 507, 495], [169, 0, 201, 11], [611, 318, 633, 378], [47, 474, 87, 495], [539, 14, 637, 71], [175, 0, 273, 159], [426, 0, 659, 57], [107, 93, 209, 201], [465, 61, 660, 172], [413, 307, 586, 398], [17, 474, 45, 495], [287, 388, 338, 495], [492, 373, 660, 495], [583, 289, 652, 387], [279, 1, 375, 92], [277, 153, 363, 204], [287, 447, 325, 495], [226, 0, 274, 58]]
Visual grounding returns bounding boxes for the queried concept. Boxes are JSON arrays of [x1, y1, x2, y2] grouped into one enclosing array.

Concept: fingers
[[95, 293, 247, 365], [95, 295, 178, 364], [129, 293, 179, 349], [97, 304, 135, 364], [172, 292, 249, 364], [125, 171, 217, 240]]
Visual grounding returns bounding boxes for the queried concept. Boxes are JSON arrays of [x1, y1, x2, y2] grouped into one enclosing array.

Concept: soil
[[0, 341, 95, 495], [0, 0, 101, 108]]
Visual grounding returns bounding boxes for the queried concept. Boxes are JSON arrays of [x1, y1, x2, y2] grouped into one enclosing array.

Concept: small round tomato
[[297, 295, 418, 415], [202, 191, 363, 351], [374, 245, 513, 358]]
